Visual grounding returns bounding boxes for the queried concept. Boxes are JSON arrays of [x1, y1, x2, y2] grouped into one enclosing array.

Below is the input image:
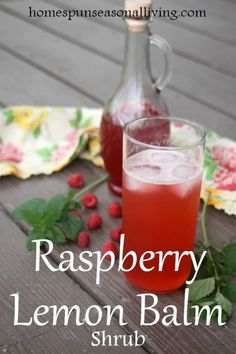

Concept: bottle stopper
[[125, 0, 152, 17], [124, 0, 152, 32]]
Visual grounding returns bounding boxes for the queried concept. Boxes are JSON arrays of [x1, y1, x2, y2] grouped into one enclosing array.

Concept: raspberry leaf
[[63, 190, 81, 214], [221, 283, 236, 303], [13, 198, 46, 227], [188, 196, 235, 324], [45, 195, 67, 221], [60, 214, 83, 241], [197, 300, 215, 307], [27, 230, 45, 251], [188, 277, 215, 302], [45, 227, 66, 244], [222, 243, 236, 276], [215, 293, 233, 317], [13, 175, 108, 250]]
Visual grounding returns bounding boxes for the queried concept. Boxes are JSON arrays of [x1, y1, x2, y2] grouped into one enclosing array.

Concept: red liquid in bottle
[[100, 116, 123, 195], [100, 101, 166, 195]]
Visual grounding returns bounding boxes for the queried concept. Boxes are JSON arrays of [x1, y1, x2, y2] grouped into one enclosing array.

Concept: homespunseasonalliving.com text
[[28, 6, 207, 21]]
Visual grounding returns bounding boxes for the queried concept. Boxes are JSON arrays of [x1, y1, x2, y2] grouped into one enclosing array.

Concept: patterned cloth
[[0, 106, 236, 216], [202, 130, 236, 216], [0, 106, 103, 178]]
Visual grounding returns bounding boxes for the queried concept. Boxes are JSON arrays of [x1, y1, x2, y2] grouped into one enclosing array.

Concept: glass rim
[[123, 116, 206, 151]]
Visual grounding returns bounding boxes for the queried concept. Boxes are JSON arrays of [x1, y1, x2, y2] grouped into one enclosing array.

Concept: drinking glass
[[122, 117, 206, 293]]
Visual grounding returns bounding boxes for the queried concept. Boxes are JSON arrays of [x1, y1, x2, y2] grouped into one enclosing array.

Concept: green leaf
[[77, 134, 88, 152], [204, 147, 211, 158], [197, 300, 215, 307], [212, 250, 225, 267], [191, 252, 214, 280], [204, 146, 219, 180], [66, 189, 76, 201], [69, 109, 83, 129], [27, 230, 45, 251], [205, 129, 219, 140], [45, 227, 66, 244], [62, 190, 81, 214], [204, 147, 212, 164], [37, 146, 57, 162], [218, 276, 228, 288], [222, 243, 236, 276], [205, 161, 219, 180], [60, 214, 83, 241], [202, 307, 228, 324], [220, 311, 228, 324], [68, 200, 81, 211], [76, 108, 82, 121], [221, 283, 236, 302], [0, 137, 3, 144], [3, 109, 14, 125], [69, 134, 88, 162], [215, 293, 233, 317], [33, 126, 41, 138], [69, 119, 80, 129], [189, 301, 229, 323], [69, 111, 92, 130], [45, 194, 66, 221], [14, 198, 46, 216], [27, 231, 36, 251], [13, 198, 46, 227], [188, 277, 215, 301], [79, 116, 92, 129]]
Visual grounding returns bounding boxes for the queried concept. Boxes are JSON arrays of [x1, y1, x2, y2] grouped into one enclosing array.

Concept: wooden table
[[0, 0, 236, 352]]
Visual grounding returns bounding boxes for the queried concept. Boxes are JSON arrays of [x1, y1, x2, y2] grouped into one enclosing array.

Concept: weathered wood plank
[[169, 0, 236, 24], [0, 48, 98, 107], [104, 0, 236, 45], [1, 159, 236, 353], [111, 0, 236, 26], [12, 0, 236, 78], [0, 5, 236, 138], [1, 1, 236, 120], [49, 0, 236, 45], [223, 0, 235, 4], [0, 209, 146, 353]]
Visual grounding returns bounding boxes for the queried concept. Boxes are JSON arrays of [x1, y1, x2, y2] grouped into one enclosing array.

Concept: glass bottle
[[100, 1, 172, 195]]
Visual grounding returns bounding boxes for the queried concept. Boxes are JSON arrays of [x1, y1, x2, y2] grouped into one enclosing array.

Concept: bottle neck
[[121, 22, 152, 84]]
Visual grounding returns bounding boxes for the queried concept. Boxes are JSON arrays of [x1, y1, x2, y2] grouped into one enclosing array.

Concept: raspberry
[[107, 201, 122, 218], [102, 241, 118, 260], [68, 210, 82, 218], [77, 231, 90, 248], [87, 212, 103, 230], [67, 173, 85, 188], [110, 226, 122, 242], [81, 193, 98, 209]]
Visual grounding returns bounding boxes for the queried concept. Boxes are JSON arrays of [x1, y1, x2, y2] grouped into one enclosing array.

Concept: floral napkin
[[0, 106, 236, 216], [202, 130, 236, 216], [0, 106, 103, 178]]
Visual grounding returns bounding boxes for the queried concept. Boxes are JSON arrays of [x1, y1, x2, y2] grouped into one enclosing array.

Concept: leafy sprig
[[13, 174, 108, 251], [188, 194, 236, 323]]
